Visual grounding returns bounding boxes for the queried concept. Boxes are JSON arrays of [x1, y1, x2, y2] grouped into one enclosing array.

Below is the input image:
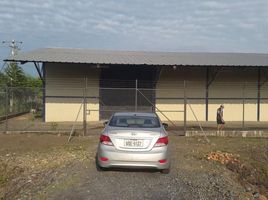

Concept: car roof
[[113, 112, 158, 117]]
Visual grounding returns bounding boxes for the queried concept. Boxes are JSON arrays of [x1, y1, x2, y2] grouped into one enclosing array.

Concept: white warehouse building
[[5, 48, 268, 123]]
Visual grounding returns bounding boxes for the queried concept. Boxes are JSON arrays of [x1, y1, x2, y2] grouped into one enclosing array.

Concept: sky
[[0, 0, 268, 76]]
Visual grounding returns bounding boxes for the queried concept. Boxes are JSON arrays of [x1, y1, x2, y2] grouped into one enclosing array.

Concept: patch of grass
[[0, 162, 9, 186], [44, 174, 80, 194], [0, 175, 8, 185], [34, 111, 42, 118], [172, 136, 268, 196], [201, 137, 268, 196], [0, 161, 25, 189], [51, 122, 58, 130]]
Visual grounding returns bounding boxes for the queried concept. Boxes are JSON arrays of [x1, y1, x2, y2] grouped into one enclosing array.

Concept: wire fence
[[0, 79, 268, 134], [0, 86, 42, 117]]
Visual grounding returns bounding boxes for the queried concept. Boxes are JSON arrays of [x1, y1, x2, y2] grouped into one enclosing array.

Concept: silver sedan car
[[96, 112, 170, 174]]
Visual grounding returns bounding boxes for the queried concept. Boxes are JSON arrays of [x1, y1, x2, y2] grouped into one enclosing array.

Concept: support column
[[184, 80, 187, 134], [257, 67, 261, 121], [34, 62, 44, 84], [205, 67, 209, 121], [242, 83, 245, 128], [83, 76, 87, 136], [42, 63, 46, 122], [135, 79, 138, 112]]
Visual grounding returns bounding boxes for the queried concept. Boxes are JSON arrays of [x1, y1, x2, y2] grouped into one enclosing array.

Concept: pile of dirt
[[206, 151, 268, 199], [226, 161, 268, 198], [206, 151, 240, 165]]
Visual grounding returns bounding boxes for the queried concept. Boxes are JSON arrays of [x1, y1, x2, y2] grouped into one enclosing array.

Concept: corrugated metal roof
[[4, 48, 268, 66]]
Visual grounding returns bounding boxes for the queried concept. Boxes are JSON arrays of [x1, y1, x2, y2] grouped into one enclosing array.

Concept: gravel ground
[[43, 137, 252, 200], [50, 167, 248, 200], [1, 134, 265, 200]]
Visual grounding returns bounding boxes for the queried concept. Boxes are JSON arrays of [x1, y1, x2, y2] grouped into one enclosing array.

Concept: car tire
[[161, 168, 170, 174], [96, 161, 104, 171]]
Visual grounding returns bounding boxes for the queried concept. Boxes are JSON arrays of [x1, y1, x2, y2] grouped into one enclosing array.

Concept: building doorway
[[99, 65, 158, 119]]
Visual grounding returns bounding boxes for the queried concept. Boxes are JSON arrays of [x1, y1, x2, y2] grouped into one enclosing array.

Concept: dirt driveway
[[0, 133, 267, 200]]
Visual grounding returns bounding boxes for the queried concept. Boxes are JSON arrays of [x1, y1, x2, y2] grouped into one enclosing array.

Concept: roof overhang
[[4, 48, 268, 67]]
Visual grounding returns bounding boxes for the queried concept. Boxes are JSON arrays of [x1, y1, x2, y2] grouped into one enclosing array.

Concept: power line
[[2, 40, 23, 56], [0, 40, 23, 73]]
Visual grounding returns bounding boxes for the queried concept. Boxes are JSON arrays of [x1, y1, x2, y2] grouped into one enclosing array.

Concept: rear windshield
[[109, 116, 160, 128]]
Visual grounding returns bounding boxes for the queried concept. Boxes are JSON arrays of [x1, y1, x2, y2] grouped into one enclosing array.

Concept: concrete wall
[[156, 66, 268, 122], [45, 63, 100, 122]]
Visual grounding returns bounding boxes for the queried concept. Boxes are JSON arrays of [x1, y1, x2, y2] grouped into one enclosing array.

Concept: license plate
[[124, 139, 144, 148]]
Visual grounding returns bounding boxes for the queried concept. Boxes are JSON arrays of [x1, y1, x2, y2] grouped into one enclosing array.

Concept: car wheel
[[96, 161, 104, 171], [161, 168, 170, 174]]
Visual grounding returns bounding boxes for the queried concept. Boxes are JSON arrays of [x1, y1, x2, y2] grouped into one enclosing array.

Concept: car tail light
[[100, 157, 109, 161], [100, 135, 113, 146], [154, 136, 168, 147], [159, 159, 167, 164]]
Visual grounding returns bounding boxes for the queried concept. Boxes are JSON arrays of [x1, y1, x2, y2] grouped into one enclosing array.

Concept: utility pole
[[2, 40, 23, 56], [1, 40, 23, 72], [1, 40, 23, 113]]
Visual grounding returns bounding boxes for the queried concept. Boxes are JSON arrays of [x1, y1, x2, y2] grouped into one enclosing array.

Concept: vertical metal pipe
[[83, 76, 87, 136], [5, 86, 8, 133], [135, 79, 138, 112], [257, 67, 261, 121], [42, 63, 46, 122], [34, 89, 37, 110], [242, 82, 245, 128], [205, 67, 209, 121], [184, 80, 187, 134]]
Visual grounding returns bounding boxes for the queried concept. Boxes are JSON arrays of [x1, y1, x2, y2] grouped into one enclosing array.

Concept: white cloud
[[0, 0, 267, 55]]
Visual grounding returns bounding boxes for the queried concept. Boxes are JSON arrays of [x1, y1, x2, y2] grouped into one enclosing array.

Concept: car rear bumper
[[97, 144, 170, 170]]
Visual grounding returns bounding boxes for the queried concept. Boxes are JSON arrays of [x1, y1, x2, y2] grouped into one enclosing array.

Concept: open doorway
[[99, 65, 158, 120]]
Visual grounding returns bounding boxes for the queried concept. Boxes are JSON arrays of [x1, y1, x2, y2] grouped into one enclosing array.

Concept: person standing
[[217, 105, 225, 131]]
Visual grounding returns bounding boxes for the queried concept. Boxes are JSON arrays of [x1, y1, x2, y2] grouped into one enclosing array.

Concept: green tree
[[0, 72, 7, 116], [23, 76, 43, 113], [25, 75, 42, 88], [4, 63, 26, 87], [4, 63, 26, 113], [0, 72, 7, 86], [2, 63, 43, 114]]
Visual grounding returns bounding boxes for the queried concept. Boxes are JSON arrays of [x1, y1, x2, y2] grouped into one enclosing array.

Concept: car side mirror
[[103, 121, 108, 127], [162, 123, 168, 129]]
